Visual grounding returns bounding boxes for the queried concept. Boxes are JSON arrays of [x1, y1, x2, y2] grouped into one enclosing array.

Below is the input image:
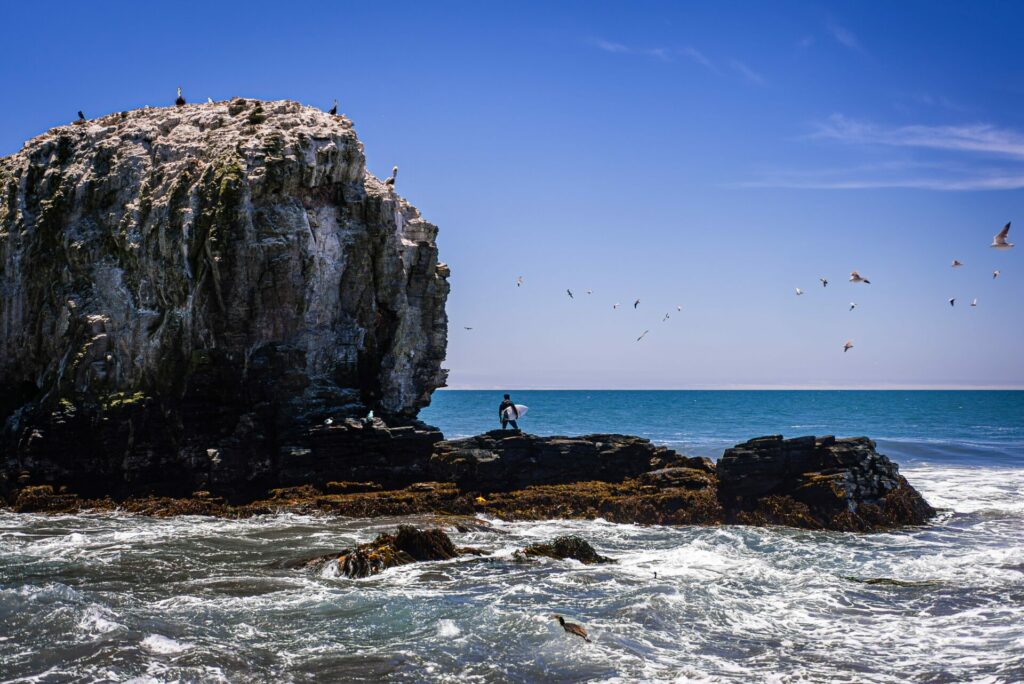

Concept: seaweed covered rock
[[325, 525, 464, 578], [429, 431, 691, 492], [514, 535, 615, 564], [717, 435, 935, 531], [0, 99, 449, 501]]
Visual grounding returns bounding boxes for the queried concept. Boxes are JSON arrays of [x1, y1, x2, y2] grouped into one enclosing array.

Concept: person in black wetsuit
[[498, 394, 519, 430]]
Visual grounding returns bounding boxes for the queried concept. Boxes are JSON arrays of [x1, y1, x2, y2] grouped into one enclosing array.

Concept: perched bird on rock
[[207, 97, 214, 104], [636, 330, 649, 342], [820, 277, 829, 287], [633, 299, 640, 309], [385, 165, 398, 188], [850, 271, 871, 284], [952, 260, 963, 268], [175, 87, 185, 107], [567, 289, 574, 299], [76, 111, 85, 122], [991, 222, 1014, 250], [843, 340, 854, 353], [949, 298, 956, 307], [795, 288, 804, 296], [554, 615, 591, 642], [328, 99, 338, 115], [993, 270, 1001, 279]]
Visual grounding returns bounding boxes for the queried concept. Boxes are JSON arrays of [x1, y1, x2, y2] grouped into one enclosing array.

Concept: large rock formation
[[0, 99, 449, 499]]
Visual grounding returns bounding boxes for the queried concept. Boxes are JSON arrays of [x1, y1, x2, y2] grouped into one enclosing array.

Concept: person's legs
[[501, 419, 508, 430], [509, 419, 519, 430]]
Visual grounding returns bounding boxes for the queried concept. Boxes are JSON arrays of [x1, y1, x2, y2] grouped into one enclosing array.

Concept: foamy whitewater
[[2, 391, 1022, 682]]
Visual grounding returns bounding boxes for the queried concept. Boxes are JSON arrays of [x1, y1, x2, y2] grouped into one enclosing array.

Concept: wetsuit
[[499, 399, 519, 430]]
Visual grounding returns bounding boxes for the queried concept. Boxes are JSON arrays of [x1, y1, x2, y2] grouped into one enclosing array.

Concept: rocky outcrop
[[308, 525, 470, 579], [514, 536, 615, 564], [429, 430, 708, 492], [717, 435, 936, 530], [0, 99, 448, 500]]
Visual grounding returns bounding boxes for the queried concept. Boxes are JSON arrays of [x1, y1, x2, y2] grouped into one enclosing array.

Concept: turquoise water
[[2, 391, 1022, 682], [422, 389, 1024, 464]]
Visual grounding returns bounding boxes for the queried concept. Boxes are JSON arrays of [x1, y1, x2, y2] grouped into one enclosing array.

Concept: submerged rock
[[320, 525, 467, 579], [0, 100, 449, 500], [515, 535, 615, 564]]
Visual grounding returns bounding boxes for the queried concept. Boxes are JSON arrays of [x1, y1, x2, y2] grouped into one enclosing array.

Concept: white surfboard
[[502, 404, 529, 420]]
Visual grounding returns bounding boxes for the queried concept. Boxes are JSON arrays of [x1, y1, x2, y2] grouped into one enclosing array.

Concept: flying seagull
[[566, 289, 574, 299], [633, 299, 640, 309], [849, 302, 856, 311], [464, 326, 473, 330], [850, 271, 871, 284], [613, 303, 620, 309], [636, 330, 649, 342], [843, 340, 854, 353], [586, 289, 592, 295], [328, 99, 338, 115], [991, 222, 1014, 250], [795, 288, 804, 296], [971, 298, 978, 307], [949, 298, 956, 307], [993, 270, 1001, 279], [554, 615, 591, 643], [951, 260, 963, 268], [820, 277, 829, 287], [175, 87, 185, 107], [516, 276, 523, 287], [384, 165, 398, 187], [676, 305, 682, 311], [662, 313, 670, 322]]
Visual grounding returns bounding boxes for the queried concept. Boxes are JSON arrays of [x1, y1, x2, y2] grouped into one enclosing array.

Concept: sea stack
[[0, 98, 450, 500]]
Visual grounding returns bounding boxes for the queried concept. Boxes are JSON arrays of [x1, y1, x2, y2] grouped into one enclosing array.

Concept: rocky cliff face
[[0, 99, 448, 498]]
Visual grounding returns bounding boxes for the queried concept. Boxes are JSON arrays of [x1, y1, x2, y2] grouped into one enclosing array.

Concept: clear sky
[[1, 1, 1021, 388]]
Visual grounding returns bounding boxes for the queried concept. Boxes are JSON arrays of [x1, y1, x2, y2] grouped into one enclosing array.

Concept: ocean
[[2, 390, 1022, 682]]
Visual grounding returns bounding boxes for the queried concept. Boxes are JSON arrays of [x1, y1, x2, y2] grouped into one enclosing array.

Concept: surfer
[[499, 394, 519, 431]]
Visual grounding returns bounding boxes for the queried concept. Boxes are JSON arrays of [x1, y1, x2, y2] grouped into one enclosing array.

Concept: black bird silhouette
[[555, 615, 591, 642], [175, 87, 185, 107], [77, 111, 85, 122], [949, 298, 956, 307], [820, 277, 828, 287], [328, 99, 337, 115], [633, 299, 640, 309], [567, 289, 574, 299]]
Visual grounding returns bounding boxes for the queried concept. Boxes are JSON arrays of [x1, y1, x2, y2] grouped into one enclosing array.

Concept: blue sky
[[1, 1, 1021, 388]]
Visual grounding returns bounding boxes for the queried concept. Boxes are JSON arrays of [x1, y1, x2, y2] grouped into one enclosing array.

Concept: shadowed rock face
[[0, 99, 448, 498]]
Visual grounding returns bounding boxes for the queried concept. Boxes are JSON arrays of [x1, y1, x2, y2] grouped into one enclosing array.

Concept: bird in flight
[[820, 277, 828, 287], [952, 260, 963, 268], [516, 276, 523, 287], [843, 340, 854, 353], [676, 305, 682, 312], [613, 302, 620, 309], [849, 302, 857, 311], [566, 289, 574, 299], [586, 289, 592, 295], [662, 313, 670, 322], [949, 298, 956, 307], [464, 326, 473, 330], [633, 299, 640, 309], [636, 330, 649, 342], [971, 298, 978, 307], [850, 271, 871, 284], [794, 288, 804, 296], [991, 222, 1014, 250], [993, 270, 1001, 279], [554, 615, 591, 643]]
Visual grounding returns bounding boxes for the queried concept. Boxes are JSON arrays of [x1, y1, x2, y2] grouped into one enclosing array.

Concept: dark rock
[[322, 525, 463, 578], [717, 435, 935, 530], [515, 535, 614, 564], [429, 431, 690, 492]]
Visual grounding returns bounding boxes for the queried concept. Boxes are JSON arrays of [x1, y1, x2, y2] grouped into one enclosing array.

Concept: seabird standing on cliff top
[[993, 270, 1001, 279], [636, 330, 649, 342], [207, 97, 214, 104], [328, 99, 338, 115], [633, 299, 640, 309], [844, 340, 854, 353], [820, 277, 829, 287], [77, 111, 85, 122], [175, 87, 185, 107], [384, 166, 398, 188], [991, 222, 1014, 249], [554, 615, 591, 642], [850, 271, 871, 284], [795, 288, 804, 296], [566, 289, 574, 299], [952, 260, 963, 268], [949, 298, 956, 307]]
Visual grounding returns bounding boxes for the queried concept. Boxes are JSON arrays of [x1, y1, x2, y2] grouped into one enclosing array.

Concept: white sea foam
[[140, 634, 192, 655]]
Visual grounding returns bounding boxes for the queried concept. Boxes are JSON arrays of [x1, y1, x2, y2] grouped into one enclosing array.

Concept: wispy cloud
[[593, 38, 630, 54], [813, 115, 1024, 159], [681, 46, 719, 73], [826, 20, 862, 51], [729, 59, 767, 86]]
